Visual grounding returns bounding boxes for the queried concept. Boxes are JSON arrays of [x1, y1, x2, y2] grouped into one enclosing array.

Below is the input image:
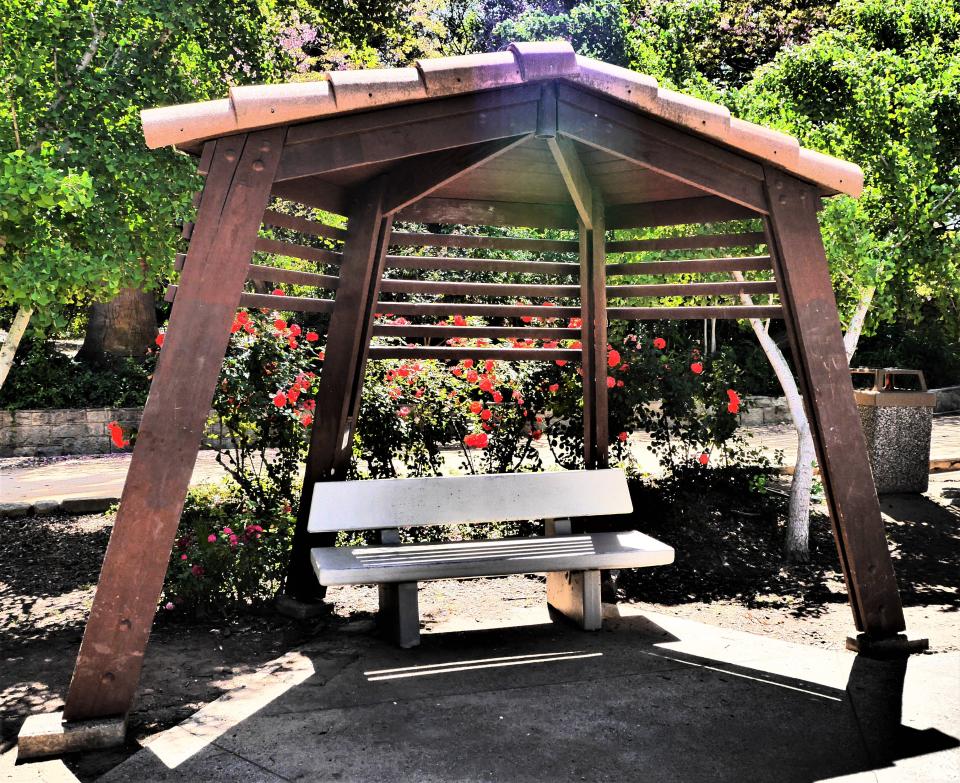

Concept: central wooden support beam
[[580, 189, 608, 468], [548, 135, 594, 229], [286, 180, 393, 601], [64, 128, 285, 721], [763, 169, 906, 638]]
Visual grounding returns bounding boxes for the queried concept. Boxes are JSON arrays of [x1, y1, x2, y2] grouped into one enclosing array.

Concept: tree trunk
[[843, 284, 875, 364], [733, 272, 815, 562], [0, 306, 33, 391], [77, 286, 157, 361]]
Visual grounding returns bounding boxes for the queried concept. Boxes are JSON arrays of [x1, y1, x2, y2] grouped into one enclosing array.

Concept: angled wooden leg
[[62, 129, 285, 721], [579, 189, 608, 468], [378, 583, 421, 648], [764, 169, 906, 638], [285, 179, 393, 601]]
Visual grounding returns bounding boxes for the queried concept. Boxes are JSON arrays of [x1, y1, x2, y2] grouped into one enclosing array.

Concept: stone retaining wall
[[0, 407, 231, 457], [2, 395, 796, 458]]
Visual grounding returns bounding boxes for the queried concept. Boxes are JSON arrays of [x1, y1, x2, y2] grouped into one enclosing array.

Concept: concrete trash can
[[853, 368, 935, 494]]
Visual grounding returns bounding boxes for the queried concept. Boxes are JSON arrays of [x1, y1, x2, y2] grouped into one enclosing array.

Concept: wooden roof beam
[[381, 135, 533, 215], [275, 86, 541, 182]]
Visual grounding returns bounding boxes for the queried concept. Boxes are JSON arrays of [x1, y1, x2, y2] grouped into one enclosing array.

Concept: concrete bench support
[[378, 582, 420, 648], [547, 570, 602, 631]]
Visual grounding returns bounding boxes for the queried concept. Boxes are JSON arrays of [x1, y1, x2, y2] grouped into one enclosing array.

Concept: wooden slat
[[378, 279, 579, 298], [63, 128, 285, 722], [262, 209, 348, 242], [396, 197, 578, 229], [372, 325, 580, 339], [606, 232, 766, 254], [606, 256, 773, 276], [608, 305, 782, 320], [254, 237, 343, 266], [246, 265, 339, 290], [270, 178, 348, 216], [382, 135, 533, 215], [764, 170, 905, 637], [388, 231, 578, 253], [385, 255, 579, 276], [605, 197, 763, 230], [374, 301, 581, 318], [607, 281, 779, 298], [240, 291, 335, 314], [368, 347, 580, 361], [277, 97, 540, 181]]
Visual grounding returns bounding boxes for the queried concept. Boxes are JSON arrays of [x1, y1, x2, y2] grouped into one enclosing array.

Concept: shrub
[[160, 482, 295, 616], [0, 339, 153, 410]]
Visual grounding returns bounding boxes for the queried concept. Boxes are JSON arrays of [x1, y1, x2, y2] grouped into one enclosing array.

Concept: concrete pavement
[[7, 604, 952, 782]]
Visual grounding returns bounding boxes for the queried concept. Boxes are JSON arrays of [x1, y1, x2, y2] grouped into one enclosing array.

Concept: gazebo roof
[[141, 41, 862, 199]]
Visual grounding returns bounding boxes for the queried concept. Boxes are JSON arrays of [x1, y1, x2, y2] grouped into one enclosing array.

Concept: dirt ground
[[1, 473, 957, 780]]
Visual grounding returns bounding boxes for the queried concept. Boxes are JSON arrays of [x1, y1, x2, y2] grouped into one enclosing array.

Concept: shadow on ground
[[87, 613, 957, 783]]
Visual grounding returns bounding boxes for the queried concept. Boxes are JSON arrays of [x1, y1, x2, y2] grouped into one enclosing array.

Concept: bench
[[309, 469, 674, 647]]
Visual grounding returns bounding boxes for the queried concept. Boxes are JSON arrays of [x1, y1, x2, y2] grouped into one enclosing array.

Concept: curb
[[0, 497, 118, 519]]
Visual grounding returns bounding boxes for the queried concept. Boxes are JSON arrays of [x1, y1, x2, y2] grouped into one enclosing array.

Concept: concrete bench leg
[[378, 582, 420, 648], [547, 570, 602, 631]]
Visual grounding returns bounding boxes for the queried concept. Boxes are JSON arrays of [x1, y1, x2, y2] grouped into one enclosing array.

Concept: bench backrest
[[307, 469, 632, 533]]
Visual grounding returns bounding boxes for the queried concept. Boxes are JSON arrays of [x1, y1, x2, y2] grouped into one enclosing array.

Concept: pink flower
[[180, 554, 188, 561], [191, 565, 204, 576], [207, 534, 217, 543], [164, 601, 175, 611], [398, 406, 411, 418], [223, 527, 233, 536]]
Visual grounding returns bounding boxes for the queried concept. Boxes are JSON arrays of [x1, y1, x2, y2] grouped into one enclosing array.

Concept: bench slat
[[307, 469, 632, 532], [311, 530, 674, 585]]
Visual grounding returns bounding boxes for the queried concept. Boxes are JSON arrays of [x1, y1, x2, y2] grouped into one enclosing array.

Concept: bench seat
[[312, 530, 674, 585]]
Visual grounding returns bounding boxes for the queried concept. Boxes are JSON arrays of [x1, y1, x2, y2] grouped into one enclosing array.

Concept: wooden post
[[763, 169, 906, 638], [63, 129, 284, 721], [285, 179, 393, 601], [580, 189, 608, 468]]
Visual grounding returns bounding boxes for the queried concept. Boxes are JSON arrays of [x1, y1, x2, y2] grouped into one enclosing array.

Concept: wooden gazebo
[[56, 42, 909, 732]]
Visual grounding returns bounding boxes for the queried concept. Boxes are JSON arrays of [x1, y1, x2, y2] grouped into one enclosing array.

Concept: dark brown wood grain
[[277, 99, 540, 182], [63, 128, 285, 721], [382, 136, 533, 215], [372, 325, 580, 340], [379, 279, 580, 298], [261, 209, 348, 242], [556, 87, 767, 212], [372, 301, 582, 319], [396, 197, 578, 229], [368, 347, 580, 361], [605, 198, 762, 230], [254, 237, 343, 266], [763, 169, 906, 637], [607, 281, 779, 298], [606, 257, 772, 276], [606, 232, 766, 253], [286, 180, 393, 601], [608, 305, 782, 320], [384, 255, 578, 276], [388, 231, 578, 253]]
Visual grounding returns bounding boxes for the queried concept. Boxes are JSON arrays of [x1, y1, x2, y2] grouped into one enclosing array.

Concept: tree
[[0, 1, 304, 377]]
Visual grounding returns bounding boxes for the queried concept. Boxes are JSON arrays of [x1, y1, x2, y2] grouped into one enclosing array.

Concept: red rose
[[690, 362, 704, 375], [607, 349, 621, 368], [653, 337, 666, 350]]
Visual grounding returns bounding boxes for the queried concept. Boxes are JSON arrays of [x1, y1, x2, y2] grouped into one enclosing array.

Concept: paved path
[[2, 416, 959, 506], [8, 604, 956, 782]]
